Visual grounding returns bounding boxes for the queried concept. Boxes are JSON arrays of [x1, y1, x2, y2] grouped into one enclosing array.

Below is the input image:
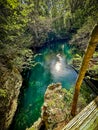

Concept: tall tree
[[71, 24, 98, 116]]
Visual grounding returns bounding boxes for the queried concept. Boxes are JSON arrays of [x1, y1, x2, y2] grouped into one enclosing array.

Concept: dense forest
[[0, 0, 98, 130], [0, 0, 98, 70]]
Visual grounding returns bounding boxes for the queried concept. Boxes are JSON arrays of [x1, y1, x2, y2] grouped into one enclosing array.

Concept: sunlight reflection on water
[[55, 62, 61, 71], [50, 53, 77, 88]]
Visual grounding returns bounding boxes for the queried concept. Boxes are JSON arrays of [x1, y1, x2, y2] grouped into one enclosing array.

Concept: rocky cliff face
[[0, 66, 22, 130], [41, 83, 69, 130]]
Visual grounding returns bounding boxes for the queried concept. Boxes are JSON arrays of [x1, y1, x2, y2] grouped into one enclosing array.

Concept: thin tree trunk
[[71, 24, 98, 116]]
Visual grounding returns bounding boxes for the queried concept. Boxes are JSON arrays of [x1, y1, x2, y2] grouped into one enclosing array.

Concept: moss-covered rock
[[41, 83, 67, 130], [0, 67, 22, 130]]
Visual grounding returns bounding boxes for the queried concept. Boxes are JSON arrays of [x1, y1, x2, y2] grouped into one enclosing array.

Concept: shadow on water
[[10, 41, 77, 130]]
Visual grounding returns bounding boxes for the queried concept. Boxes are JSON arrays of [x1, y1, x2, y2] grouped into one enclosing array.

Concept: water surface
[[11, 42, 77, 130]]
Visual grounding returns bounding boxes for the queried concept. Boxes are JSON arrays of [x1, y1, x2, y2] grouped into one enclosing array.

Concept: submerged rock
[[0, 67, 22, 130]]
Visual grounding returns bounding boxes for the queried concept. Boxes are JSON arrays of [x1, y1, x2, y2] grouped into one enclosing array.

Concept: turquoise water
[[11, 42, 77, 130]]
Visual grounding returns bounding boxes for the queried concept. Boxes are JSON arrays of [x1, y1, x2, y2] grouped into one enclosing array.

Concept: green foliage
[[0, 0, 98, 71], [7, 0, 19, 9], [65, 0, 98, 30], [80, 82, 95, 103], [0, 89, 7, 98], [90, 53, 98, 75], [0, 0, 33, 70]]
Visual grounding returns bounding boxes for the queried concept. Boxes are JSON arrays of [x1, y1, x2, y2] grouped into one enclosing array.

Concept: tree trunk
[[71, 24, 98, 116]]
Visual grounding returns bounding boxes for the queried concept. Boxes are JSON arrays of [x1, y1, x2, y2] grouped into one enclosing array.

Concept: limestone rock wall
[[0, 67, 22, 130]]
